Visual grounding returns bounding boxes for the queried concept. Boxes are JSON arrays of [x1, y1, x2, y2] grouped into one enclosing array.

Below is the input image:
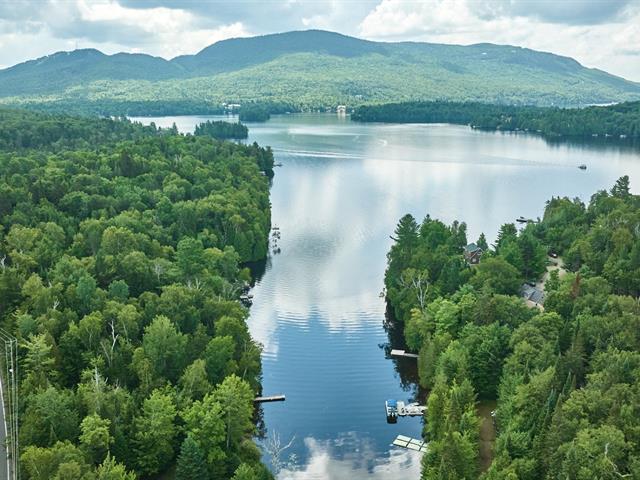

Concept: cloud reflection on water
[[277, 436, 422, 480]]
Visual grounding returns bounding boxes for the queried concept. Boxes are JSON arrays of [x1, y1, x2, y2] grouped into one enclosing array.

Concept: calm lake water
[[132, 113, 640, 479]]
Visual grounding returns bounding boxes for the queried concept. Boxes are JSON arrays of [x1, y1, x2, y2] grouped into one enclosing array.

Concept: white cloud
[[277, 436, 422, 480], [358, 0, 640, 81], [0, 0, 250, 67], [72, 0, 249, 57]]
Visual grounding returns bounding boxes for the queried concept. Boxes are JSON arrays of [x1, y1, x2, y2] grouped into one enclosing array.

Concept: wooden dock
[[254, 395, 285, 403], [390, 349, 419, 359], [392, 435, 428, 453]]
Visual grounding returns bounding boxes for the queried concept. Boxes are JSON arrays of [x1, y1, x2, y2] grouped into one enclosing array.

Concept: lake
[[131, 113, 640, 479]]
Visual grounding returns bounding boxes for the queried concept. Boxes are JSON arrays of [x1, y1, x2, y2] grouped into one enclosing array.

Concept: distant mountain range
[[1, 30, 639, 112]]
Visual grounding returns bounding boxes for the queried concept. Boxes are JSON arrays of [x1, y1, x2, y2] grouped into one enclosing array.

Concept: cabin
[[463, 243, 483, 265]]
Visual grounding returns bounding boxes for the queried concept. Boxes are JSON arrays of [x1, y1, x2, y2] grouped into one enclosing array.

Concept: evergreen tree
[[96, 455, 136, 480], [476, 233, 489, 251], [611, 175, 630, 198], [175, 436, 209, 480], [231, 463, 258, 480], [496, 223, 518, 250]]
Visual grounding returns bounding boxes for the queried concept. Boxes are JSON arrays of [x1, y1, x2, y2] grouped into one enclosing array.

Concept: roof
[[521, 284, 545, 304], [464, 243, 482, 253]]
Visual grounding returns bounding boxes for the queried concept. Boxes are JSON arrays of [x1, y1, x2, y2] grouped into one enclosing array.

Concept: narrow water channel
[[133, 113, 640, 479]]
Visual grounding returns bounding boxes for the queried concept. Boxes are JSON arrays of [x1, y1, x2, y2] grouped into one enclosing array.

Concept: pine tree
[[610, 175, 630, 198], [175, 436, 209, 480], [477, 233, 489, 251]]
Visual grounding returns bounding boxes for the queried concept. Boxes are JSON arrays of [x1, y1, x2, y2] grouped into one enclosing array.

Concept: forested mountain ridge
[[0, 109, 274, 479], [0, 49, 186, 97], [385, 177, 640, 479], [2, 30, 640, 113]]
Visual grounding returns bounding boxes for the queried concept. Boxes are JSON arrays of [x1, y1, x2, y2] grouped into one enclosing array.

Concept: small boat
[[385, 399, 398, 423], [516, 216, 528, 223], [578, 164, 587, 170]]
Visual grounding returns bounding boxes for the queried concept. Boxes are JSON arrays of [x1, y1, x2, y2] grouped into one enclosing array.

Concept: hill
[[1, 30, 639, 113], [0, 49, 185, 97]]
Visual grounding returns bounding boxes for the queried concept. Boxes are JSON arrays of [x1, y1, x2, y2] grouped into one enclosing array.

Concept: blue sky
[[1, 0, 639, 81]]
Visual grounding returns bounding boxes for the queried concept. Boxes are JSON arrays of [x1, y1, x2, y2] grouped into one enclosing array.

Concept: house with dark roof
[[463, 243, 483, 265], [522, 284, 545, 307]]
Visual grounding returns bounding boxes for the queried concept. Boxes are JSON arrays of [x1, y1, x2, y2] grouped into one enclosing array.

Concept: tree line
[[385, 176, 640, 479], [0, 109, 276, 479], [194, 120, 248, 140], [353, 101, 640, 138]]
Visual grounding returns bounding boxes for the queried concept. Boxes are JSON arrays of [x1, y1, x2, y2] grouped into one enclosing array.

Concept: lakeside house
[[463, 243, 483, 265]]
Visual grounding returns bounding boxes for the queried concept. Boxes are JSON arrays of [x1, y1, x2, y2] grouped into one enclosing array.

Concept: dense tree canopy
[[353, 101, 640, 139], [194, 120, 248, 140], [239, 105, 271, 123], [385, 177, 640, 479], [0, 109, 274, 479]]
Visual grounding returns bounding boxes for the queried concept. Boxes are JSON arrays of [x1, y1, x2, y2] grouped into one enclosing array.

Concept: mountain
[[173, 30, 386, 75], [1, 30, 639, 112], [0, 49, 185, 97]]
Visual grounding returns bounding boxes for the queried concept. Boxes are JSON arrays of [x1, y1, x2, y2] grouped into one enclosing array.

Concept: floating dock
[[254, 395, 285, 403], [390, 349, 419, 359], [392, 435, 428, 453], [386, 399, 426, 423], [397, 401, 426, 416]]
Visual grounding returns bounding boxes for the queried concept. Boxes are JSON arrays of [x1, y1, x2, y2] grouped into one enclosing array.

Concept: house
[[463, 243, 483, 264], [522, 284, 545, 307]]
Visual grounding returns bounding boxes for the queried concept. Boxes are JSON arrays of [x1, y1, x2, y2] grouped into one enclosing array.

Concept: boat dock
[[396, 401, 426, 416], [386, 399, 426, 422], [254, 394, 286, 403], [390, 349, 419, 359], [239, 293, 253, 306], [392, 435, 428, 453]]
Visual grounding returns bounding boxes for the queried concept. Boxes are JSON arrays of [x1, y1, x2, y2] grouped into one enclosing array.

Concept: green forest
[[385, 176, 640, 479], [239, 106, 270, 123], [0, 108, 275, 479], [194, 120, 248, 140], [353, 101, 640, 138]]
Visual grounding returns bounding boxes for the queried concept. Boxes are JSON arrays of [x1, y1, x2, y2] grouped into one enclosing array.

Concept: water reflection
[[278, 436, 422, 480], [131, 113, 640, 479]]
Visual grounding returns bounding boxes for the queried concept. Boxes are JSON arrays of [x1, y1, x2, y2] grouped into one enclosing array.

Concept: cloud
[[0, 0, 251, 66], [118, 0, 377, 33], [277, 436, 422, 480], [358, 0, 640, 81], [471, 0, 633, 25]]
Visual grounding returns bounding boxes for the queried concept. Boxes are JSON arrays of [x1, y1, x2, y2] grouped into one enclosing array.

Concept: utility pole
[[0, 329, 18, 480]]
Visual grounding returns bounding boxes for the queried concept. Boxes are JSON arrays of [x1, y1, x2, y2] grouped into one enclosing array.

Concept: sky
[[1, 0, 639, 81]]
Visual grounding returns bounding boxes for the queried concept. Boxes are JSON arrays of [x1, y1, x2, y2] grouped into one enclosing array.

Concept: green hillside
[[1, 30, 639, 113], [0, 49, 185, 97]]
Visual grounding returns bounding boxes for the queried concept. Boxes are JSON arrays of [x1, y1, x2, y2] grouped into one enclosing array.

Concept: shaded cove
[[131, 113, 640, 479]]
